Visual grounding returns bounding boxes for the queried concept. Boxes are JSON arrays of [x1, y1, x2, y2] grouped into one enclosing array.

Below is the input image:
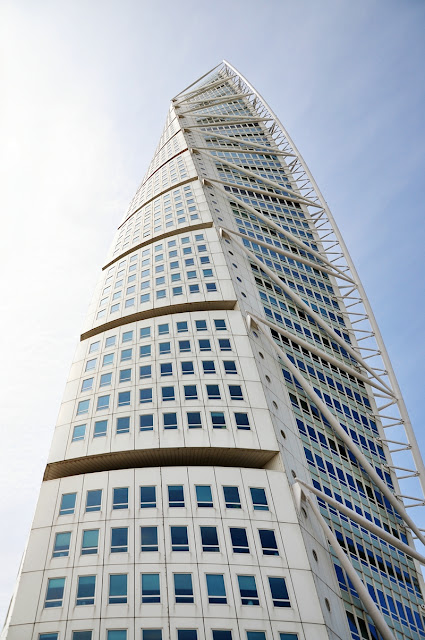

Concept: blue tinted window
[[118, 391, 131, 406], [109, 574, 127, 603], [195, 320, 207, 331], [45, 577, 65, 607], [214, 319, 226, 331], [96, 395, 110, 410], [120, 349, 132, 361], [117, 416, 130, 433], [235, 413, 250, 429], [202, 361, 215, 374], [269, 577, 290, 607], [105, 336, 116, 347], [207, 384, 220, 399], [247, 633, 266, 640], [206, 573, 226, 603], [161, 362, 173, 376], [159, 342, 171, 354], [81, 378, 93, 391], [223, 361, 237, 374], [72, 424, 86, 441], [100, 372, 112, 386], [168, 485, 184, 507], [174, 573, 193, 603], [122, 330, 133, 342], [171, 526, 189, 551], [259, 529, 278, 555], [141, 526, 158, 551], [77, 400, 89, 415], [73, 632, 93, 640], [140, 414, 154, 431], [140, 345, 151, 357], [201, 526, 219, 552], [119, 369, 131, 382], [140, 327, 151, 338], [178, 632, 197, 640], [238, 575, 259, 605], [140, 365, 152, 379], [113, 487, 128, 509], [199, 339, 211, 351], [181, 361, 194, 375], [140, 388, 153, 403], [223, 486, 241, 509], [76, 575, 96, 605], [187, 411, 202, 428], [111, 527, 128, 553], [53, 532, 71, 558], [140, 486, 156, 508], [184, 385, 197, 400], [211, 411, 226, 428], [164, 412, 178, 429], [40, 634, 59, 640], [86, 489, 102, 512], [229, 385, 243, 400], [107, 632, 127, 640], [212, 631, 232, 640], [230, 527, 249, 553], [179, 340, 191, 352], [196, 485, 213, 507], [162, 386, 175, 401], [103, 353, 114, 365], [141, 573, 160, 603], [250, 488, 268, 511], [176, 321, 188, 333], [81, 529, 99, 555], [94, 420, 107, 437], [143, 631, 161, 640], [59, 493, 76, 515]]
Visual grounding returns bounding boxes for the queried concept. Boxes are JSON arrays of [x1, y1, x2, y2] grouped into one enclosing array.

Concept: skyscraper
[[2, 60, 425, 640]]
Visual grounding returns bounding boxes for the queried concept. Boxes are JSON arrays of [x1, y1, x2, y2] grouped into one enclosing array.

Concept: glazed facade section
[[3, 63, 425, 640]]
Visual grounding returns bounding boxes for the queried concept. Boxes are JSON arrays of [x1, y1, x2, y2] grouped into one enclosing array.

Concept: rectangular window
[[100, 372, 112, 387], [206, 283, 217, 292], [107, 631, 127, 640], [141, 573, 160, 603], [202, 360, 215, 374], [119, 369, 131, 383], [140, 414, 154, 431], [223, 486, 241, 509], [207, 384, 221, 400], [77, 400, 90, 415], [113, 487, 128, 510], [140, 388, 153, 403], [176, 321, 188, 333], [140, 345, 151, 357], [259, 529, 279, 556], [72, 424, 86, 441], [86, 489, 102, 512], [143, 631, 161, 640], [94, 420, 107, 437], [163, 412, 178, 429], [211, 411, 226, 428], [219, 339, 231, 351], [250, 488, 269, 511], [72, 632, 93, 640], [196, 485, 213, 507], [168, 485, 184, 507], [140, 486, 156, 508], [81, 378, 93, 391], [212, 632, 232, 640], [158, 323, 169, 335], [229, 385, 243, 400], [161, 362, 173, 376], [140, 365, 152, 379], [187, 411, 202, 428], [177, 631, 197, 640], [230, 527, 249, 553], [106, 335, 116, 347], [121, 349, 132, 361], [159, 342, 171, 355], [97, 395, 110, 410], [268, 577, 290, 607], [103, 353, 114, 366], [214, 319, 226, 331], [200, 526, 219, 552], [247, 633, 266, 640], [235, 413, 250, 430], [53, 531, 71, 557], [76, 575, 96, 605], [45, 577, 65, 608], [141, 526, 158, 552], [189, 284, 199, 293], [238, 575, 259, 605], [118, 391, 131, 407], [195, 320, 207, 331], [171, 526, 189, 551], [59, 493, 76, 516], [109, 574, 127, 604], [81, 529, 99, 555], [85, 358, 97, 371], [206, 574, 226, 604], [179, 340, 191, 352], [181, 361, 194, 375], [116, 416, 130, 434], [122, 330, 133, 342], [40, 635, 59, 640], [174, 573, 193, 603], [162, 386, 175, 401], [184, 385, 197, 400], [140, 327, 151, 339], [199, 339, 211, 351], [111, 527, 128, 553], [223, 361, 237, 374]]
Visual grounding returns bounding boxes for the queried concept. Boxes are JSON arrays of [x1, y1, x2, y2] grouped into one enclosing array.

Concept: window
[[161, 362, 173, 376], [81, 378, 93, 391], [76, 575, 96, 605], [202, 360, 215, 374], [86, 489, 102, 512], [195, 320, 207, 331], [111, 527, 128, 553], [119, 369, 131, 383], [199, 339, 211, 351], [121, 349, 132, 362], [94, 420, 107, 437], [141, 293, 150, 303], [97, 395, 110, 410], [230, 527, 249, 553], [168, 485, 184, 507], [85, 358, 97, 371], [177, 321, 188, 333], [223, 486, 241, 509], [118, 391, 131, 407], [163, 412, 178, 429], [207, 384, 221, 400], [174, 573, 193, 603], [159, 341, 171, 355], [200, 526, 219, 552], [229, 385, 243, 400], [140, 364, 152, 379], [141, 526, 158, 552], [206, 574, 226, 604], [178, 632, 197, 640], [238, 575, 259, 605], [235, 413, 250, 430], [77, 400, 89, 415], [45, 577, 65, 607], [187, 411, 202, 428], [117, 416, 130, 433], [140, 414, 154, 431], [40, 635, 59, 640], [162, 386, 175, 401], [109, 574, 127, 604], [206, 283, 217, 292], [53, 531, 71, 557], [113, 487, 128, 510], [196, 485, 213, 507], [211, 412, 226, 428], [219, 339, 231, 351], [59, 493, 76, 516], [179, 339, 191, 353], [140, 388, 153, 403], [81, 529, 99, 555], [100, 372, 112, 387], [122, 330, 133, 342], [156, 289, 166, 299], [212, 632, 232, 640], [140, 345, 151, 358], [171, 526, 189, 551], [140, 485, 156, 508], [143, 631, 161, 640], [103, 353, 114, 366], [223, 361, 237, 375], [106, 335, 116, 347], [189, 284, 199, 293], [72, 424, 86, 441], [107, 632, 127, 640], [140, 327, 151, 339], [181, 361, 194, 375], [184, 385, 197, 400], [279, 635, 297, 640], [141, 573, 160, 603], [259, 530, 279, 556], [214, 319, 227, 331], [247, 633, 266, 640], [268, 577, 290, 607], [250, 488, 269, 511], [73, 633, 93, 640]]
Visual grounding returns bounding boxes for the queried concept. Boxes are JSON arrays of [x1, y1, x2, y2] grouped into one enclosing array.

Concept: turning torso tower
[[3, 61, 425, 640]]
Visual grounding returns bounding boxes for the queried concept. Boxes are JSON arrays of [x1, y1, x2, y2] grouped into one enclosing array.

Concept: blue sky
[[1, 0, 425, 623]]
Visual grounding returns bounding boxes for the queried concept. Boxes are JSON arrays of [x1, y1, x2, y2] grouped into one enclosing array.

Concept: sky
[[1, 0, 425, 625]]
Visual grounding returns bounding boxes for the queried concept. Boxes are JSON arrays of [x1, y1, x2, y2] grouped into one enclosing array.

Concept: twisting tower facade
[[3, 61, 425, 640]]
